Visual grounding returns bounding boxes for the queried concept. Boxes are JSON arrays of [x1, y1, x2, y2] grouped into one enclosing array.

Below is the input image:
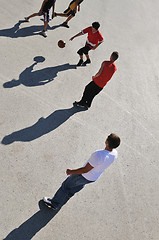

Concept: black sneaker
[[73, 101, 78, 106], [73, 101, 88, 109], [43, 197, 56, 210], [24, 17, 29, 22], [76, 59, 83, 66], [82, 59, 91, 66], [61, 22, 69, 28]]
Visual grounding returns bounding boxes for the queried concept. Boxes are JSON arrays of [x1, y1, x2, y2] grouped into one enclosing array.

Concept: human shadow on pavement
[[0, 20, 61, 38], [3, 200, 60, 240], [3, 56, 76, 88], [1, 106, 87, 145]]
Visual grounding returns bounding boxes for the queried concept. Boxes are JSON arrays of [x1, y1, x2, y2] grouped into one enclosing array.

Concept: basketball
[[58, 40, 66, 48]]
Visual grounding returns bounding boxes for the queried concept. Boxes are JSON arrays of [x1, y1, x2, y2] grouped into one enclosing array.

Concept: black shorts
[[77, 45, 92, 55], [63, 7, 76, 16], [39, 11, 49, 22]]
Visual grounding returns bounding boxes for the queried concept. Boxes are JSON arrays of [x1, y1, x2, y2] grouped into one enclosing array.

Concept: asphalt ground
[[0, 0, 159, 239]]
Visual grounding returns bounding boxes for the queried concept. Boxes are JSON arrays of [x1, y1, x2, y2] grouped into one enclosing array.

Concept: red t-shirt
[[82, 27, 104, 48], [93, 61, 117, 88]]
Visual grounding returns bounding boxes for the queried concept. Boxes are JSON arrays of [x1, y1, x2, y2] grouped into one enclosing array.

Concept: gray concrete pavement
[[0, 0, 159, 239]]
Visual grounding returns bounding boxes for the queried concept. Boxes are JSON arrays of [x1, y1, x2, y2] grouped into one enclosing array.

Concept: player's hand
[[66, 169, 72, 175], [69, 37, 74, 41]]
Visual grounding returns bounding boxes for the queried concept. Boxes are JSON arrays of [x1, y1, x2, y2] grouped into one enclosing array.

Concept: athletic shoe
[[73, 101, 88, 109], [40, 31, 47, 38], [43, 197, 56, 210], [82, 59, 91, 66], [76, 59, 84, 66], [24, 17, 29, 22], [61, 22, 69, 28]]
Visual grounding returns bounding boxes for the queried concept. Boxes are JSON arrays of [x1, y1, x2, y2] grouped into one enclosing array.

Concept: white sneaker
[[40, 31, 47, 38], [43, 197, 56, 210]]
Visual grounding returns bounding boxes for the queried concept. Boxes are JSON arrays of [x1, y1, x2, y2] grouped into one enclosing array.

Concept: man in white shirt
[[43, 133, 121, 210]]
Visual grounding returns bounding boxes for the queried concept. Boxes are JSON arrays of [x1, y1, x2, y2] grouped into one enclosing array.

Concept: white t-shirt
[[82, 149, 118, 181]]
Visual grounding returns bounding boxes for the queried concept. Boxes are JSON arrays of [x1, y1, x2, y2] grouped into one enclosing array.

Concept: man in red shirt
[[70, 22, 104, 66], [73, 52, 119, 108]]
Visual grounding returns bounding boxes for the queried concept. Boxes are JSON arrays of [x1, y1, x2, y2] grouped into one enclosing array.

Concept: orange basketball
[[58, 40, 66, 48]]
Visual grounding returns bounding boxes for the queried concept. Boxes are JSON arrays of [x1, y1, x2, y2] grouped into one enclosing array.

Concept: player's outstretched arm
[[66, 163, 93, 175], [69, 32, 83, 41]]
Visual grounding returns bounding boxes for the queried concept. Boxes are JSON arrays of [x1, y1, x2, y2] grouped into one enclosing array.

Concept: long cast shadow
[[1, 106, 87, 145], [0, 21, 61, 38], [3, 200, 60, 240], [3, 56, 76, 88]]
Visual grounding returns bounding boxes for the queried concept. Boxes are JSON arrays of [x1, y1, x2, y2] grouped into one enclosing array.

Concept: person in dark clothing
[[54, 0, 84, 28], [24, 0, 56, 37]]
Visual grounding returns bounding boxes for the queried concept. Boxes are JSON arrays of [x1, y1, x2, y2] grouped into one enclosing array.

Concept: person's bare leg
[[55, 13, 74, 23], [43, 21, 48, 31], [61, 15, 74, 28], [83, 54, 91, 65], [80, 55, 83, 60], [65, 15, 74, 23], [77, 55, 84, 66], [40, 21, 48, 37], [27, 12, 39, 19], [85, 54, 90, 60], [24, 12, 39, 22], [56, 13, 68, 17]]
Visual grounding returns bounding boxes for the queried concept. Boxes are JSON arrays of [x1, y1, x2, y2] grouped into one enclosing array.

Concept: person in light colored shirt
[[43, 133, 121, 210]]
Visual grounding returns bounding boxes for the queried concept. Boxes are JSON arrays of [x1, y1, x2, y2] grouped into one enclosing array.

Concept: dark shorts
[[77, 44, 92, 55], [63, 7, 76, 16], [39, 11, 49, 22]]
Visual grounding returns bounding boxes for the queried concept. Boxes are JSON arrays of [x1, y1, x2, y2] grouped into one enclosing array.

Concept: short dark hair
[[111, 51, 119, 61], [92, 22, 100, 30], [107, 133, 120, 149]]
